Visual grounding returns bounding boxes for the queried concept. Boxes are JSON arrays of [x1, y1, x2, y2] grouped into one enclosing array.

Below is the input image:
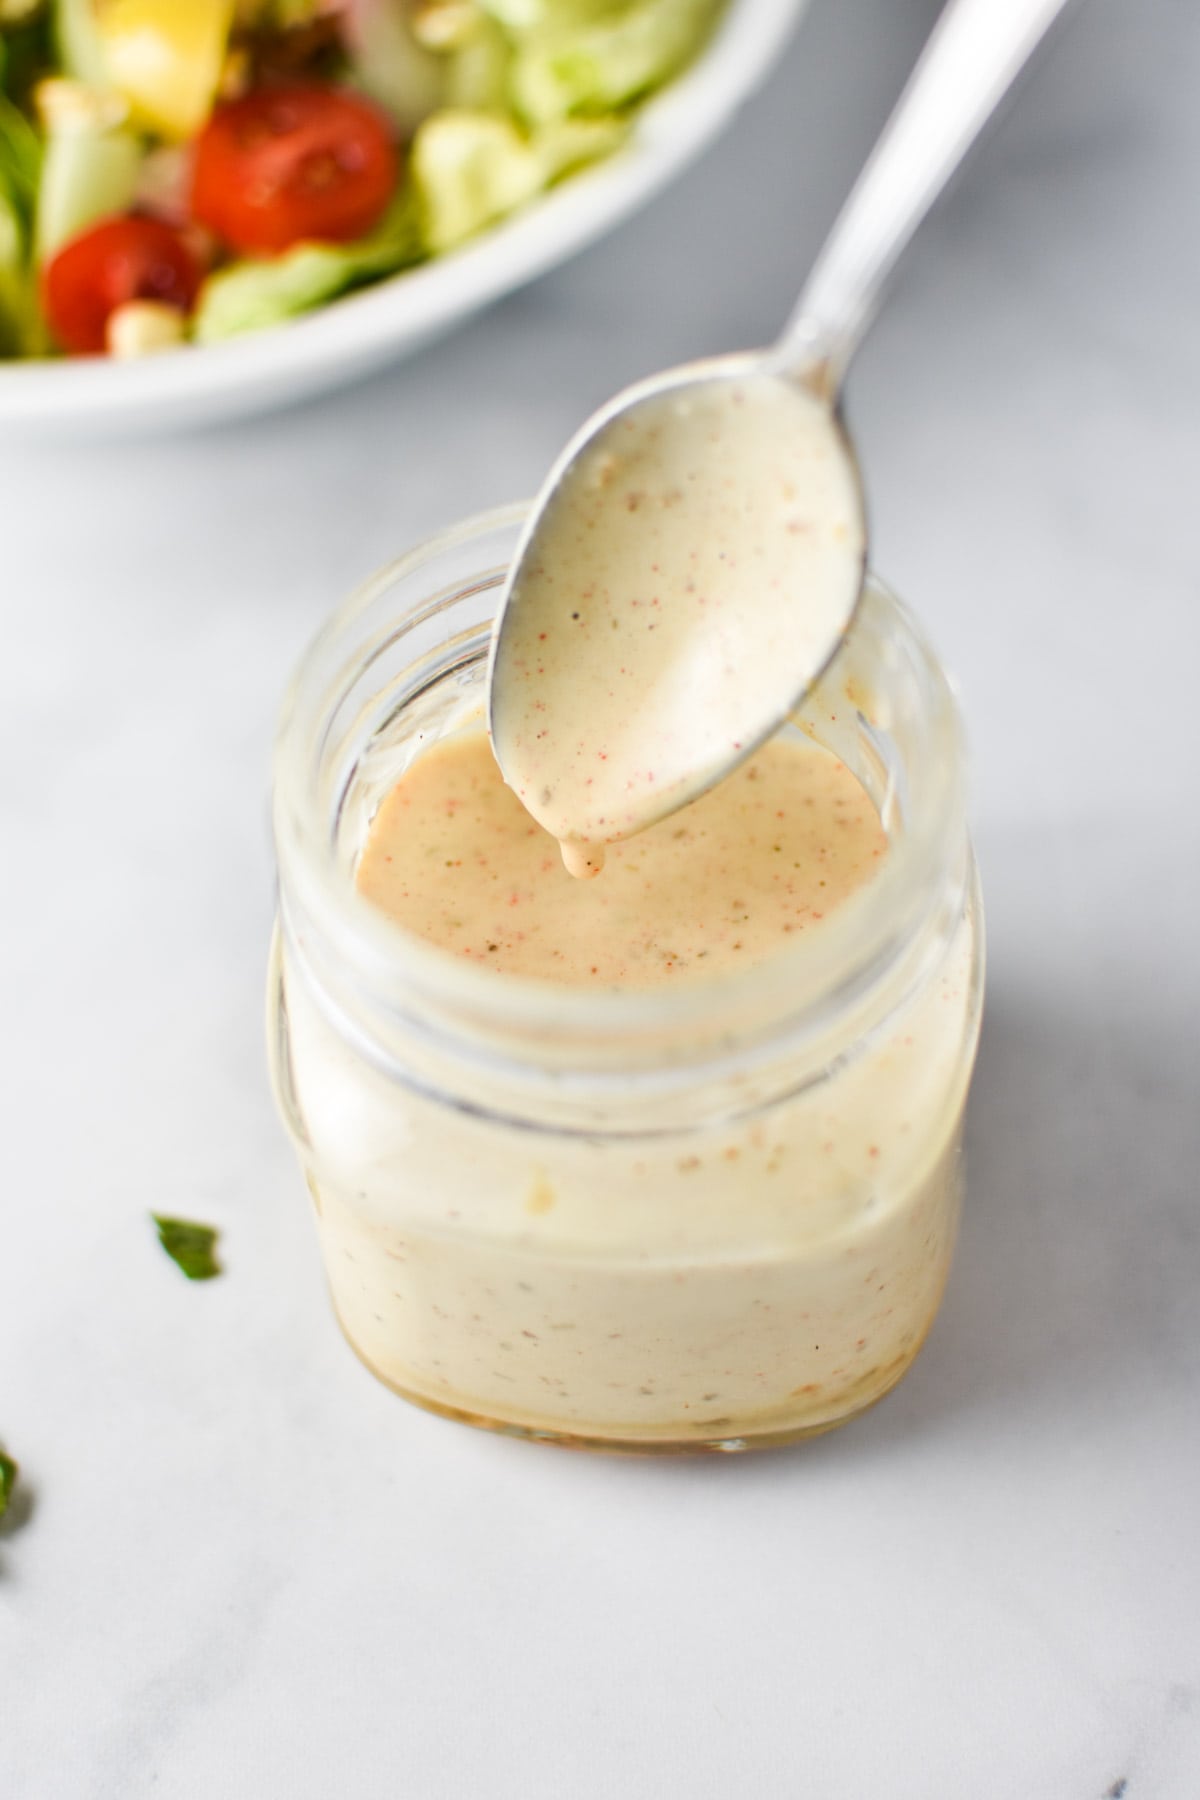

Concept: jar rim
[[272, 503, 969, 1082]]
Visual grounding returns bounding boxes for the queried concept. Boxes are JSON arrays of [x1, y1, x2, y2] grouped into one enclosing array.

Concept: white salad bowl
[[0, 0, 807, 436]]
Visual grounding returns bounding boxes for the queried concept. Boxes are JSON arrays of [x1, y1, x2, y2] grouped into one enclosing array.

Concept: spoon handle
[[778, 0, 1074, 393]]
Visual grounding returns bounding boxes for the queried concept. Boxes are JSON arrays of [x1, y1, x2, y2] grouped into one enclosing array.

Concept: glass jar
[[268, 505, 983, 1453]]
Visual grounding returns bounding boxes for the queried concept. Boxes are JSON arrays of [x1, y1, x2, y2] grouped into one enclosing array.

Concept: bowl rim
[[0, 0, 809, 432]]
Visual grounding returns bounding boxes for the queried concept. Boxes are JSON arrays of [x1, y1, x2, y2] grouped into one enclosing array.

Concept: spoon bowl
[[487, 352, 866, 876]]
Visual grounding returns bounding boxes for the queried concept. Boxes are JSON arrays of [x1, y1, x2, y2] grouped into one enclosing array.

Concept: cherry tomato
[[43, 215, 201, 356], [191, 86, 398, 255]]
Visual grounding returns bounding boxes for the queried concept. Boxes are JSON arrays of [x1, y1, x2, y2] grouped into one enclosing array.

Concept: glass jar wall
[[268, 507, 983, 1452]]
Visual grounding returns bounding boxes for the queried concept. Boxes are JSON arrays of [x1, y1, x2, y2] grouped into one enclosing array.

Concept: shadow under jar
[[268, 505, 984, 1453]]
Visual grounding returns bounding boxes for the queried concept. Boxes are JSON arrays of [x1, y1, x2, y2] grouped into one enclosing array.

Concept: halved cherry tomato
[[43, 215, 201, 357], [191, 86, 398, 256]]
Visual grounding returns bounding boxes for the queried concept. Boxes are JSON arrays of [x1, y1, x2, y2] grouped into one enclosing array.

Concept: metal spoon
[[488, 0, 1073, 878]]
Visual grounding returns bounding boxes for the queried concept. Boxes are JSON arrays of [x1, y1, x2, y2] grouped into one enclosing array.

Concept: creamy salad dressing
[[283, 876, 978, 1444], [490, 371, 864, 876], [301, 705, 977, 1446], [356, 727, 886, 986]]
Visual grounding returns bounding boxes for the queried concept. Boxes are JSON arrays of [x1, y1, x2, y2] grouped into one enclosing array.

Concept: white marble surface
[[2, 1, 1198, 1794]]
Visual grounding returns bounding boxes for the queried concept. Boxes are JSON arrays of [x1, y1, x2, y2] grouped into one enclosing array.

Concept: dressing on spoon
[[491, 366, 863, 878]]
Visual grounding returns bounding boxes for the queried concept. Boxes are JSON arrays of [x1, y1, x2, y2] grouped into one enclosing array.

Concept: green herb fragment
[[0, 1448, 17, 1520], [0, 85, 43, 355], [0, 91, 41, 216], [152, 1215, 222, 1282]]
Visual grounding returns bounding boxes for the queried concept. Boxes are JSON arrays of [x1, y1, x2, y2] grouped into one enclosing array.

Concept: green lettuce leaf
[[0, 92, 41, 354], [443, 13, 511, 113], [478, 1, 619, 29], [506, 0, 721, 123], [412, 107, 625, 253], [194, 194, 424, 341], [0, 188, 33, 354], [0, 89, 41, 214]]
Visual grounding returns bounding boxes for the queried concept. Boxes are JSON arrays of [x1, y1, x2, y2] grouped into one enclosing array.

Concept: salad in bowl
[[0, 0, 724, 361]]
